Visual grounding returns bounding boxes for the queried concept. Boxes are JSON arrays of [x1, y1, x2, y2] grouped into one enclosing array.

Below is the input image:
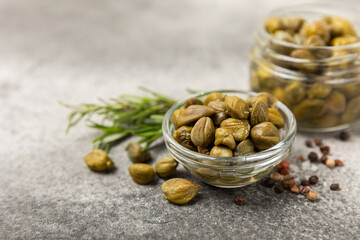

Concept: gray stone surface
[[0, 0, 359, 239]]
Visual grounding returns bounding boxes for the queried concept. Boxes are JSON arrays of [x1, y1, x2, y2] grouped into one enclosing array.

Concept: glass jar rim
[[257, 3, 360, 51], [162, 90, 297, 164]]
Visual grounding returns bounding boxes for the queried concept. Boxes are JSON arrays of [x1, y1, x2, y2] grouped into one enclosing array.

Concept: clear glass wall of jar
[[249, 4, 360, 132]]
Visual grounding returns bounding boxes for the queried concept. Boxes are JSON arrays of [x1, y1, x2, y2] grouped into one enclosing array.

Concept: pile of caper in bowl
[[162, 90, 296, 188]]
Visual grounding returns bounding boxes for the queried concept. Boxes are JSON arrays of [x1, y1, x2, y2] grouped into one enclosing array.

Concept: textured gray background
[[0, 0, 359, 239]]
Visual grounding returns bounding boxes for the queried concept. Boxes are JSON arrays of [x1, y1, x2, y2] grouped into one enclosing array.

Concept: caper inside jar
[[172, 92, 285, 156], [250, 5, 360, 131]]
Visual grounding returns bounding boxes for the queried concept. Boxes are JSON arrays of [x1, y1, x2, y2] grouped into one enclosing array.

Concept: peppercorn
[[314, 137, 322, 146], [283, 174, 294, 181], [300, 185, 310, 195], [290, 183, 300, 194], [270, 172, 282, 182], [262, 178, 275, 188], [320, 155, 327, 164], [274, 184, 284, 194], [326, 158, 336, 168], [306, 190, 318, 201], [279, 168, 289, 176], [298, 156, 305, 161], [339, 131, 350, 141], [320, 145, 330, 155], [308, 152, 319, 162], [234, 195, 245, 205], [305, 140, 313, 148], [282, 179, 293, 190], [330, 183, 340, 191], [309, 176, 319, 185], [301, 179, 310, 186], [335, 159, 344, 167], [278, 161, 290, 169]]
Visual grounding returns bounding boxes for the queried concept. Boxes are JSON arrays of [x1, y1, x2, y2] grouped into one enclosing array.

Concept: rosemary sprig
[[60, 87, 176, 152]]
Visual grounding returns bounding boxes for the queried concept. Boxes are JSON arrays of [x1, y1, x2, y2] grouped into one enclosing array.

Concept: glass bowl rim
[[162, 89, 297, 164]]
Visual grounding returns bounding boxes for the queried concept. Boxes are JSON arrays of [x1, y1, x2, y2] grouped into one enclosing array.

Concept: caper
[[268, 108, 285, 128], [313, 114, 339, 128], [340, 83, 360, 98], [173, 126, 196, 151], [161, 178, 200, 205], [265, 17, 283, 34], [326, 90, 346, 115], [128, 163, 155, 185], [331, 35, 358, 46], [185, 97, 203, 108], [293, 99, 327, 120], [273, 30, 295, 43], [282, 16, 304, 33], [207, 100, 226, 113], [204, 92, 224, 105], [303, 34, 326, 46], [290, 49, 314, 60], [301, 20, 330, 43], [220, 118, 250, 141], [210, 146, 233, 157], [234, 139, 256, 156], [212, 112, 228, 126], [84, 149, 114, 171], [190, 117, 215, 147], [307, 83, 332, 99], [330, 16, 357, 37], [342, 96, 360, 122], [272, 88, 286, 105], [224, 95, 250, 119], [251, 122, 280, 151], [197, 146, 210, 155], [284, 82, 306, 105], [250, 100, 269, 127], [126, 142, 151, 163], [155, 155, 178, 178], [175, 105, 215, 127], [214, 128, 236, 150], [196, 168, 220, 180]]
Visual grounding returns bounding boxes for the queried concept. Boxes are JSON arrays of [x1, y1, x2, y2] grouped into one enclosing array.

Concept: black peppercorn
[[262, 178, 275, 188], [305, 140, 313, 148], [314, 137, 322, 146], [330, 183, 340, 191], [320, 155, 327, 164], [339, 131, 350, 141], [301, 179, 310, 186], [274, 184, 284, 194], [308, 152, 319, 162], [309, 176, 319, 185], [234, 195, 245, 205], [320, 145, 330, 155]]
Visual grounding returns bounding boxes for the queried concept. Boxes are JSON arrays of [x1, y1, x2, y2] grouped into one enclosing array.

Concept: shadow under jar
[[162, 90, 296, 188], [249, 4, 360, 132]]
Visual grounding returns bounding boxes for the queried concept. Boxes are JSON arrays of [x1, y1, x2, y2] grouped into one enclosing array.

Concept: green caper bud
[[268, 108, 285, 128], [326, 91, 346, 115], [303, 34, 326, 46], [282, 16, 304, 32], [331, 35, 358, 46], [273, 30, 295, 43], [175, 105, 215, 127], [330, 16, 357, 37], [190, 117, 215, 147], [214, 128, 236, 150], [207, 100, 226, 113], [293, 99, 327, 120], [210, 146, 233, 157], [290, 49, 314, 59], [342, 96, 360, 122], [265, 17, 283, 34], [251, 122, 281, 151], [196, 168, 220, 180], [250, 100, 269, 127], [224, 96, 250, 119], [126, 142, 151, 163], [185, 97, 203, 108], [313, 114, 339, 128], [220, 118, 250, 141], [234, 139, 255, 156], [128, 163, 155, 185], [284, 82, 306, 105], [212, 112, 228, 126], [301, 20, 330, 43], [197, 146, 210, 155], [204, 92, 224, 106], [173, 126, 197, 151], [84, 149, 114, 171], [307, 83, 332, 99], [161, 178, 200, 205], [155, 155, 178, 178]]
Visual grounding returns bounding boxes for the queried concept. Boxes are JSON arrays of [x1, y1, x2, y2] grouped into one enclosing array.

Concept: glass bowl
[[162, 90, 297, 188]]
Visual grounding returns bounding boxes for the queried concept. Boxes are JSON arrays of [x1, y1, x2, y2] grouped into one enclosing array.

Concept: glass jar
[[249, 4, 360, 132], [162, 90, 296, 188]]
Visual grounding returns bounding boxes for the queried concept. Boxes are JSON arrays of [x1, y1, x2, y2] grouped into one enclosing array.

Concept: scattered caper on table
[[161, 178, 200, 205], [84, 149, 114, 171]]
